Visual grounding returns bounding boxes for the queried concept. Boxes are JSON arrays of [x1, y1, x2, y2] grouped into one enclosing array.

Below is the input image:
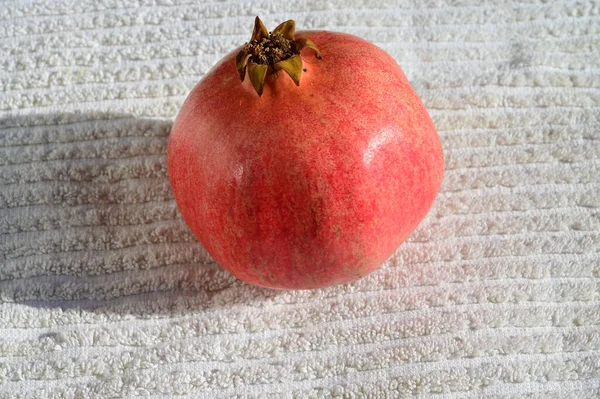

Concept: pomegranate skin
[[168, 31, 444, 290]]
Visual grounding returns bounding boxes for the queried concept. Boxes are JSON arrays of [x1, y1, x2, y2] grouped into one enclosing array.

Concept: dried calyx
[[236, 17, 322, 96]]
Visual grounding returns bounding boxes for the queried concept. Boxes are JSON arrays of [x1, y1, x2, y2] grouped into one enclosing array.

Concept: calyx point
[[236, 17, 322, 96]]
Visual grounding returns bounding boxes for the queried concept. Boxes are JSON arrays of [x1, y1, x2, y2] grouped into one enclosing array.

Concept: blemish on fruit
[[331, 225, 342, 240]]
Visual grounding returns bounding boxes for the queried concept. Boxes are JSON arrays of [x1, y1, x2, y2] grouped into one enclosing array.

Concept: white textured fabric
[[1, 0, 599, 397]]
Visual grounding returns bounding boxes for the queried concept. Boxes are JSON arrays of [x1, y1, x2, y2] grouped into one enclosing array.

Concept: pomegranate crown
[[236, 16, 322, 96]]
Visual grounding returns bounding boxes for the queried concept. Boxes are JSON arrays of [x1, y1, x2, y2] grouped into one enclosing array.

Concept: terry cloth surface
[[1, 0, 599, 397]]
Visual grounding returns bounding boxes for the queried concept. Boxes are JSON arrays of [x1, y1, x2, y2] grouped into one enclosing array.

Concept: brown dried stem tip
[[236, 17, 322, 96]]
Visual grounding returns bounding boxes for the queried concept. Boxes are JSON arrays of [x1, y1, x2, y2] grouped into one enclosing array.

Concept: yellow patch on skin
[[330, 224, 342, 240], [352, 247, 364, 262]]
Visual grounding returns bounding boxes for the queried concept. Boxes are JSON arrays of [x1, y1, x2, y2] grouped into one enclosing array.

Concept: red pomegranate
[[168, 17, 444, 289]]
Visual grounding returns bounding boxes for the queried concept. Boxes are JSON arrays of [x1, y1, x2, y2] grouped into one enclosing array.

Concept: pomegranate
[[168, 17, 444, 289]]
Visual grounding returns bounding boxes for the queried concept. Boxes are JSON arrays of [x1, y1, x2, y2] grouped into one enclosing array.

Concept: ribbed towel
[[1, 0, 599, 397]]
